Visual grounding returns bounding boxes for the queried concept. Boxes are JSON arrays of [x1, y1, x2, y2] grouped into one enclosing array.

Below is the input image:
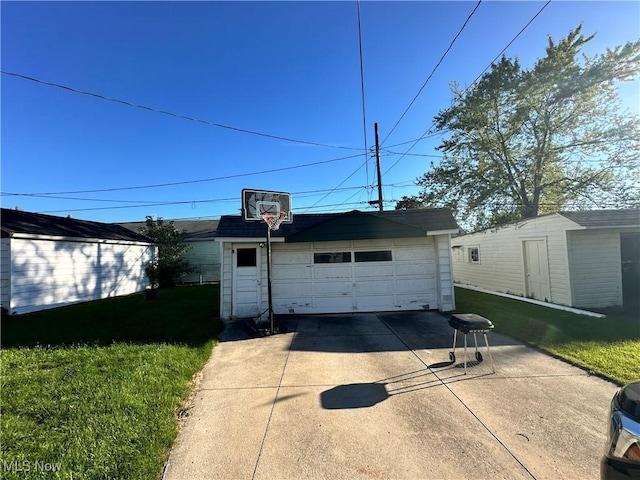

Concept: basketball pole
[[265, 223, 275, 335]]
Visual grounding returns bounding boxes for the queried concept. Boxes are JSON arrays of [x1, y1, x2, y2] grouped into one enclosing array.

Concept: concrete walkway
[[163, 312, 617, 480]]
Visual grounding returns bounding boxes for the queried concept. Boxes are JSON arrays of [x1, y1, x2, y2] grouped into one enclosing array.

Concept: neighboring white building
[[119, 219, 220, 284], [452, 209, 640, 309], [215, 209, 459, 319], [1, 208, 156, 315]]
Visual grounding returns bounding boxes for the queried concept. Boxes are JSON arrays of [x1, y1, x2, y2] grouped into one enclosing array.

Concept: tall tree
[[415, 25, 640, 231], [140, 216, 192, 288]]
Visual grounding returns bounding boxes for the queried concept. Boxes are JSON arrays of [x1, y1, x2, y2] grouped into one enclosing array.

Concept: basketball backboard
[[242, 189, 293, 223]]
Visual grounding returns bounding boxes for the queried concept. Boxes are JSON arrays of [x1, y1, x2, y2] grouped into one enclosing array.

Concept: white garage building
[[451, 209, 640, 310], [1, 208, 156, 315], [215, 209, 459, 319]]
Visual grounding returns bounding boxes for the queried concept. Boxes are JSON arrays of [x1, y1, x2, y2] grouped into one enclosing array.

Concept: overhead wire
[[355, 0, 370, 187], [5, 2, 553, 218], [6, 152, 365, 196], [36, 185, 376, 214], [1, 70, 362, 152], [380, 0, 483, 147], [296, 1, 374, 215], [299, 159, 370, 213], [381, 0, 552, 177]]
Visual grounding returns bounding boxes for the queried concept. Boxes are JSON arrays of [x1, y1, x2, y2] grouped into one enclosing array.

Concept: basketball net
[[261, 211, 288, 231]]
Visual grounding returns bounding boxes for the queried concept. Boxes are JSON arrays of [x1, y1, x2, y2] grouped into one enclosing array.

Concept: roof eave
[[427, 228, 459, 236], [215, 236, 285, 243], [7, 232, 155, 246]]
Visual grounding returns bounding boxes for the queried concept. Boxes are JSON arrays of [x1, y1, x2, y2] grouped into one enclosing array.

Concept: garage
[[215, 209, 459, 319], [271, 238, 437, 314], [1, 208, 156, 315]]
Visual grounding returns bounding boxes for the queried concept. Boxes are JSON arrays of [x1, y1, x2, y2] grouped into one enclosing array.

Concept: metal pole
[[266, 224, 274, 335], [374, 122, 383, 211]]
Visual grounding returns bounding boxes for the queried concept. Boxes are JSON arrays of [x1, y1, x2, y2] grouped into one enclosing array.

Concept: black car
[[602, 381, 640, 479]]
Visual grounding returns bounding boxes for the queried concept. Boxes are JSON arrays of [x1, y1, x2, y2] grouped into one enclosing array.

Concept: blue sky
[[2, 1, 639, 223]]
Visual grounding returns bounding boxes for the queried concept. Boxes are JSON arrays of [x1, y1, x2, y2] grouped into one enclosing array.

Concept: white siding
[[1, 238, 10, 309], [271, 237, 439, 314], [435, 234, 456, 311], [452, 214, 573, 306], [9, 237, 155, 314], [567, 229, 624, 308], [221, 242, 234, 318], [220, 236, 456, 318], [181, 240, 221, 283]]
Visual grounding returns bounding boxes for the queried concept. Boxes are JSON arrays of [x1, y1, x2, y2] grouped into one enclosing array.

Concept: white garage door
[[271, 238, 437, 314]]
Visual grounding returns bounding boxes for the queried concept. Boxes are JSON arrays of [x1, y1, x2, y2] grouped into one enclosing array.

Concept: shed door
[[621, 233, 640, 310], [523, 240, 551, 302], [233, 246, 261, 318]]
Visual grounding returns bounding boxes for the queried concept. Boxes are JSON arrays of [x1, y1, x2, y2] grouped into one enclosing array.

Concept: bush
[[139, 216, 192, 288]]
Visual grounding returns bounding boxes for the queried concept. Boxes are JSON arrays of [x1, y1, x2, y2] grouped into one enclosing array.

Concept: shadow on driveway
[[220, 310, 520, 352], [165, 310, 618, 480]]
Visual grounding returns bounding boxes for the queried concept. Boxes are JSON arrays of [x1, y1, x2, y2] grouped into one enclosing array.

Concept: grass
[[1, 284, 223, 480], [455, 287, 640, 385]]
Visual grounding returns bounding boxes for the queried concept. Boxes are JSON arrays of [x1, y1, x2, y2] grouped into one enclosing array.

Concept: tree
[[395, 195, 426, 210], [414, 25, 640, 231], [139, 216, 192, 288]]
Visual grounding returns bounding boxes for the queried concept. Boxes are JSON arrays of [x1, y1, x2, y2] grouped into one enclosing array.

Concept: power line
[[462, 0, 552, 97], [300, 159, 369, 213], [1, 70, 362, 152], [10, 152, 364, 196], [355, 0, 370, 186], [381, 150, 443, 158], [294, 201, 369, 212], [384, 131, 448, 149], [35, 185, 374, 214], [380, 0, 483, 147], [382, 0, 551, 177]]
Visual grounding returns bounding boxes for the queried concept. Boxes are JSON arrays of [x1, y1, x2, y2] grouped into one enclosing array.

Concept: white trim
[[7, 232, 153, 246], [576, 225, 639, 230], [186, 237, 217, 242], [454, 283, 605, 318], [216, 237, 285, 243], [427, 229, 459, 236]]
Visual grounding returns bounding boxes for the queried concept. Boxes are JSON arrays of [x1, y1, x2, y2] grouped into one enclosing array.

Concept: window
[[237, 248, 257, 267], [468, 247, 480, 264], [314, 252, 351, 264], [355, 250, 392, 262]]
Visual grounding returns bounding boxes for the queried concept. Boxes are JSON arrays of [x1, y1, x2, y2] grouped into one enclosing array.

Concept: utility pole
[[374, 123, 384, 211], [367, 123, 384, 211]]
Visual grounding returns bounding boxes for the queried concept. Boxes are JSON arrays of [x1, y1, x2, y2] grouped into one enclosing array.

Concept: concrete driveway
[[163, 312, 617, 480]]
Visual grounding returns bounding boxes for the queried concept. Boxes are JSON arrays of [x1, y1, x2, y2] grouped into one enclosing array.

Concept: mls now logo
[[3, 459, 62, 473]]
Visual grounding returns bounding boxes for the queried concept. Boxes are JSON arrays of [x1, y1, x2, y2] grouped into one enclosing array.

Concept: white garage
[[271, 238, 437, 314], [216, 209, 459, 319], [1, 208, 156, 315]]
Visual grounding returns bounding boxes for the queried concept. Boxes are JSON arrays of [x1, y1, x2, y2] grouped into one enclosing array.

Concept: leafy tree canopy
[[395, 195, 427, 210], [411, 25, 640, 231], [140, 216, 192, 288]]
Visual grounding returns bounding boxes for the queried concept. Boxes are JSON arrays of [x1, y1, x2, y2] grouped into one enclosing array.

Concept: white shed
[[452, 209, 640, 309], [1, 208, 157, 315], [215, 209, 459, 319]]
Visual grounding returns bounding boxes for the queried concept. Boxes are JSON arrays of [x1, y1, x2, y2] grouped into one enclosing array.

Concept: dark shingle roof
[[215, 208, 458, 241], [1, 208, 152, 242], [559, 209, 640, 228], [118, 219, 219, 240]]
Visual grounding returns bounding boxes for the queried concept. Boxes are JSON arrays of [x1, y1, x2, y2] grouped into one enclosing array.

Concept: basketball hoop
[[261, 211, 288, 231]]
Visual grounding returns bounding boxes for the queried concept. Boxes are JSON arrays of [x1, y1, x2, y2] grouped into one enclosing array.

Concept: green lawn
[[455, 287, 640, 385], [1, 285, 223, 480]]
